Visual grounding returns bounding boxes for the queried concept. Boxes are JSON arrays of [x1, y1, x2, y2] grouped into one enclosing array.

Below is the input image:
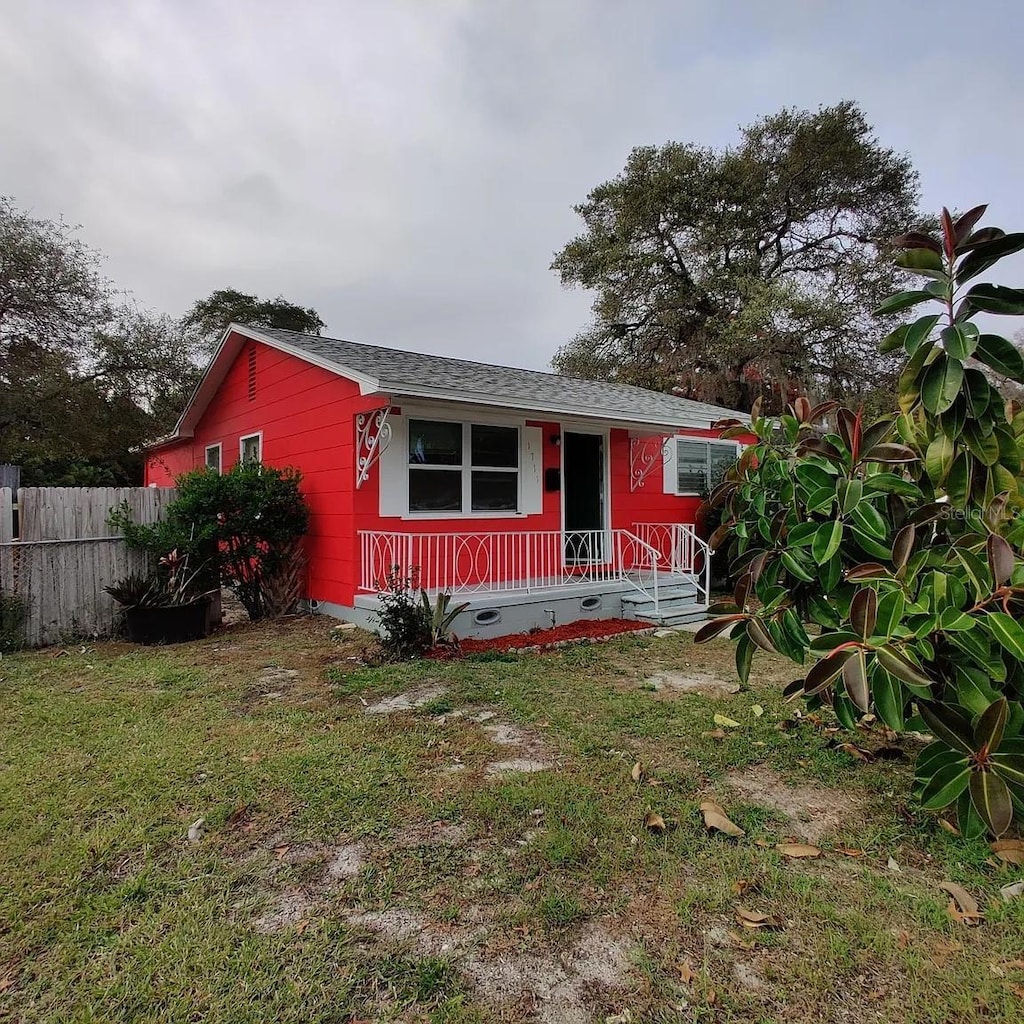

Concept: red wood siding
[[143, 333, 380, 608]]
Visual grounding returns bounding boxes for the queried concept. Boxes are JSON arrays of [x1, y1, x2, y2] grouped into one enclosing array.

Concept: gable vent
[[247, 347, 257, 400]]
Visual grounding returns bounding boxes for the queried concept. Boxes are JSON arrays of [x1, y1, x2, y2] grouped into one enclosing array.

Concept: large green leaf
[[849, 502, 888, 540], [850, 588, 877, 639], [925, 434, 954, 485], [918, 702, 975, 755], [963, 368, 993, 418], [780, 550, 815, 582], [991, 748, 1024, 787], [941, 323, 978, 360], [872, 667, 906, 731], [986, 612, 1024, 661], [736, 631, 754, 687], [812, 521, 843, 563], [919, 758, 971, 809], [969, 771, 1013, 836], [837, 478, 863, 515], [956, 232, 1024, 284], [974, 333, 1024, 381], [803, 648, 856, 695], [874, 590, 905, 639], [895, 247, 945, 277], [964, 283, 1024, 315], [842, 648, 870, 712], [875, 644, 934, 689], [874, 290, 934, 316], [974, 698, 1008, 753], [921, 353, 965, 415], [946, 452, 972, 507]]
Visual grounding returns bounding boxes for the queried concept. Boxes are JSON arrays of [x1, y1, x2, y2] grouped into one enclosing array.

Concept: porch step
[[620, 580, 706, 627]]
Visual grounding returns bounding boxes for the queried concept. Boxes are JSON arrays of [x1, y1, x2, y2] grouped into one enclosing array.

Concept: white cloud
[[2, 0, 1022, 370]]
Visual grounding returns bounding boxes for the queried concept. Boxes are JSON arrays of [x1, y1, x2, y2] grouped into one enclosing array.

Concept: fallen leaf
[[699, 800, 745, 838], [1000, 880, 1024, 903], [225, 804, 250, 828], [896, 928, 911, 949], [867, 987, 887, 1001], [713, 713, 741, 728], [836, 742, 874, 762], [1010, 982, 1024, 998], [751, 704, 764, 718], [631, 761, 644, 783], [735, 907, 783, 930], [731, 878, 753, 896], [0, 966, 17, 994], [726, 930, 756, 949], [991, 839, 1024, 866], [932, 938, 963, 964], [274, 844, 292, 860], [187, 818, 205, 844], [886, 857, 901, 873], [938, 818, 961, 836], [776, 842, 823, 859], [940, 881, 984, 926], [835, 847, 864, 857], [676, 960, 697, 986], [706, 989, 718, 1006], [604, 1012, 633, 1024], [702, 728, 727, 740], [644, 811, 666, 834], [294, 919, 310, 936]]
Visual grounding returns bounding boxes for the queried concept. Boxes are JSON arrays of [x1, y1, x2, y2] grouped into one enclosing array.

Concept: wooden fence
[[0, 487, 177, 647]]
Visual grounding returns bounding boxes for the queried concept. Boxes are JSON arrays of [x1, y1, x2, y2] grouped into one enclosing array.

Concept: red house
[[145, 325, 745, 636]]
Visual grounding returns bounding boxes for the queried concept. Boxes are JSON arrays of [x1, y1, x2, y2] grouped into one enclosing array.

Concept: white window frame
[[673, 437, 740, 496], [406, 418, 521, 517], [239, 431, 263, 464], [204, 442, 223, 474]]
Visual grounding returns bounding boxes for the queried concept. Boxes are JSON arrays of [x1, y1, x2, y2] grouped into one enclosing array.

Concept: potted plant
[[105, 550, 215, 645]]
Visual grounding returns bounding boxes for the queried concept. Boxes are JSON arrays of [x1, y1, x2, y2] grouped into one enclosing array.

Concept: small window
[[240, 433, 262, 464], [675, 438, 738, 495], [204, 443, 222, 474]]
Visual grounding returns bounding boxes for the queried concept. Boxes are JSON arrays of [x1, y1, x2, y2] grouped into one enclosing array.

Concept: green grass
[[0, 618, 1021, 1023]]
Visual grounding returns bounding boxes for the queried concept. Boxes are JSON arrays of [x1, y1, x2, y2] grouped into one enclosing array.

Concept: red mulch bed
[[426, 617, 652, 658]]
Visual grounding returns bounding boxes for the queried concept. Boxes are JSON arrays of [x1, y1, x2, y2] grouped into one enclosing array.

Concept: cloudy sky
[[2, 0, 1022, 370]]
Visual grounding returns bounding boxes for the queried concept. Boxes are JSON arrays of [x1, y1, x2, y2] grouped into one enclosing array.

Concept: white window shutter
[[663, 436, 678, 494], [378, 413, 408, 516], [521, 425, 543, 514]]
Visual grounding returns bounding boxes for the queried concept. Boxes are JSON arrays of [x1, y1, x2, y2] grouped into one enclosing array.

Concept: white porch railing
[[632, 523, 712, 607], [359, 528, 662, 612]]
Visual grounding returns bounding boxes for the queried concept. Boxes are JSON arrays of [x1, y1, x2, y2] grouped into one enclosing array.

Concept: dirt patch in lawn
[[463, 922, 633, 1024], [363, 683, 448, 714], [725, 766, 866, 844], [481, 717, 557, 776], [642, 669, 740, 697]]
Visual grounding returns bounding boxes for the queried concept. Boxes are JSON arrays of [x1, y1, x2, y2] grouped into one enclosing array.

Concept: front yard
[[1, 618, 1022, 1023]]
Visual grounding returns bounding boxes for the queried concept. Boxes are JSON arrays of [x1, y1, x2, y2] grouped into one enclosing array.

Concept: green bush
[[698, 205, 1024, 837], [373, 568, 431, 659], [0, 591, 28, 653], [112, 462, 309, 620]]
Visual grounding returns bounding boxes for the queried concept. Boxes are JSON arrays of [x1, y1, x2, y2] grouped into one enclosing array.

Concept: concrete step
[[620, 585, 697, 606], [635, 606, 708, 627]]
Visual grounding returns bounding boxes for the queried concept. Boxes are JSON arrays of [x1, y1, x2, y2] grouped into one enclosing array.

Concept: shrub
[[0, 591, 28, 653], [373, 568, 431, 659], [112, 462, 309, 620], [698, 205, 1024, 837]]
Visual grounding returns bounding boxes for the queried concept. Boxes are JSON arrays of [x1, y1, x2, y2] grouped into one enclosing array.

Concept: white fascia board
[[380, 383, 744, 431]]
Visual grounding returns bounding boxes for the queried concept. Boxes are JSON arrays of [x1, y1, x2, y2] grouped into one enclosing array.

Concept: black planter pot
[[124, 598, 211, 645]]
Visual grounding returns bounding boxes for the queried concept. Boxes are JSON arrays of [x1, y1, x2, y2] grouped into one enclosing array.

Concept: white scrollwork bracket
[[355, 404, 393, 488], [630, 434, 670, 491]]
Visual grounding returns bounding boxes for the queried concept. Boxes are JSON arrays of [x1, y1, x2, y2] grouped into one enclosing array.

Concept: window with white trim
[[408, 419, 519, 513], [204, 443, 222, 474], [675, 438, 738, 495], [239, 433, 262, 464]]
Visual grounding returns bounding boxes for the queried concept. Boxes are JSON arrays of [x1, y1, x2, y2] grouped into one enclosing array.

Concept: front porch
[[355, 525, 710, 637]]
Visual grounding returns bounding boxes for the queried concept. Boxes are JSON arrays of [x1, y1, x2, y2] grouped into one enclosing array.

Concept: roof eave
[[380, 382, 746, 430]]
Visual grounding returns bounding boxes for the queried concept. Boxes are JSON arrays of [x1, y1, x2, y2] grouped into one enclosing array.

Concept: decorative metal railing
[[631, 522, 711, 607], [358, 528, 663, 611]]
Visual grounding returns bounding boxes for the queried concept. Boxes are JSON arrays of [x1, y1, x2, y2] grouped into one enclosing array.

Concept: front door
[[563, 431, 605, 563]]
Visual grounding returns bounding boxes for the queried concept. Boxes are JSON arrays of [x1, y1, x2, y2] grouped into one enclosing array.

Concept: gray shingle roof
[[251, 326, 744, 428]]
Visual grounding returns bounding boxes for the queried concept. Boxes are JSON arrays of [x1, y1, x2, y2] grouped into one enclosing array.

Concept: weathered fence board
[[0, 486, 177, 647]]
